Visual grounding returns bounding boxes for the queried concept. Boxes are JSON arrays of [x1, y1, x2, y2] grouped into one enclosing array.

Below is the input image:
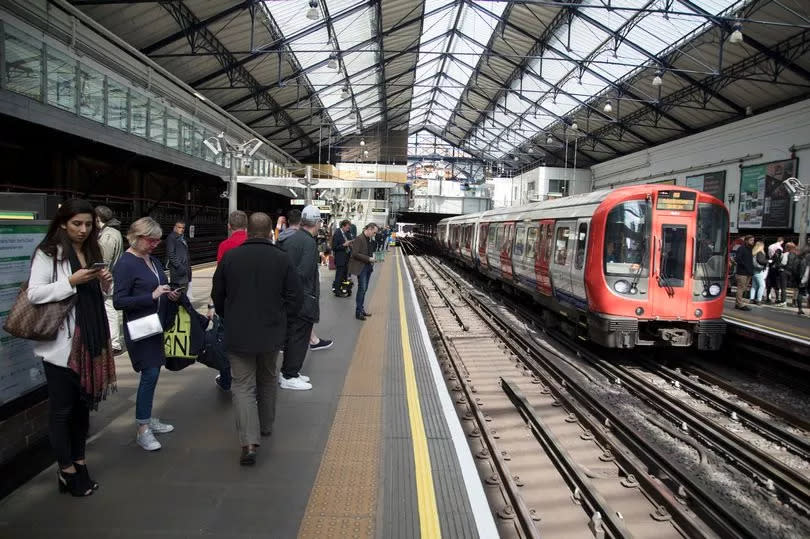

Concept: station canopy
[[75, 0, 810, 170]]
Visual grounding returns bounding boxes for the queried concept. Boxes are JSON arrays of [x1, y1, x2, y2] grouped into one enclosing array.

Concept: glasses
[[140, 236, 161, 245]]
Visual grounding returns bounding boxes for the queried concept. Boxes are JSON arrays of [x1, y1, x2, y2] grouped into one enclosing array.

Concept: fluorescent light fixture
[[289, 188, 298, 197], [571, 122, 578, 131], [327, 54, 338, 70], [363, 150, 369, 157], [193, 91, 206, 101], [306, 0, 320, 21], [340, 86, 349, 99], [546, 135, 553, 144]]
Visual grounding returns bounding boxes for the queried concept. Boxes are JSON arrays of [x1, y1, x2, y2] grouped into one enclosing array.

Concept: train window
[[502, 225, 512, 254], [604, 200, 651, 277], [487, 225, 497, 252], [479, 225, 487, 251], [545, 224, 554, 260], [660, 225, 687, 286], [575, 223, 588, 270], [554, 227, 570, 265], [695, 203, 729, 280], [514, 226, 526, 258], [526, 228, 537, 261]]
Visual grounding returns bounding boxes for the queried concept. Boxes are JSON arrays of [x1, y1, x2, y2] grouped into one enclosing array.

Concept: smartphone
[[171, 286, 186, 293], [90, 262, 108, 270]]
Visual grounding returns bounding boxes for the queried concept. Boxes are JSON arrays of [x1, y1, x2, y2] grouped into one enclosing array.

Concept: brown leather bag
[[3, 281, 76, 341]]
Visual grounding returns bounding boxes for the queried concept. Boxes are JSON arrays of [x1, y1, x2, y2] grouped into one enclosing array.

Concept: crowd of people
[[19, 199, 391, 496], [732, 235, 809, 315]]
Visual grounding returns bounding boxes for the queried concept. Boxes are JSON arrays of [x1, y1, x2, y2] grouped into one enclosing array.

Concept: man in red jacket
[[210, 210, 248, 391]]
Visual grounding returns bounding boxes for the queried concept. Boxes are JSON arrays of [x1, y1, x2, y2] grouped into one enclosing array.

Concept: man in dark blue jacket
[[734, 235, 755, 311], [278, 205, 322, 390], [331, 219, 353, 294]]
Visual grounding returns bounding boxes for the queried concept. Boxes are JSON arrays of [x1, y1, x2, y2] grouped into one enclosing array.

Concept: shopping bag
[[164, 305, 195, 371]]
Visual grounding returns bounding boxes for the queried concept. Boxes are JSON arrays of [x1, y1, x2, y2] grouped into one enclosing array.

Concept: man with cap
[[277, 205, 322, 390]]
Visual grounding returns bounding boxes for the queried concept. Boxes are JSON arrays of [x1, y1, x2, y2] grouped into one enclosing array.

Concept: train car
[[393, 222, 416, 245], [437, 185, 729, 350]]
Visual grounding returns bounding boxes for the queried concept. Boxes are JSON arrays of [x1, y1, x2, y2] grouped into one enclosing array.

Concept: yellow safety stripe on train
[[397, 254, 442, 539]]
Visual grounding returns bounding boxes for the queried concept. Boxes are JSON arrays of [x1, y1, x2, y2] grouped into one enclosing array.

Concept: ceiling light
[[513, 155, 519, 161], [652, 71, 663, 87], [546, 135, 553, 144], [729, 22, 743, 44], [528, 147, 534, 153], [603, 101, 612, 113], [306, 0, 320, 21], [327, 54, 338, 70], [571, 122, 578, 131], [363, 150, 369, 157], [193, 91, 206, 101], [360, 138, 365, 146], [340, 86, 349, 99]]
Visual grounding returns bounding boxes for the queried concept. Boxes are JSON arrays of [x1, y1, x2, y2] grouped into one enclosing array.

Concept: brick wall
[[0, 398, 51, 498]]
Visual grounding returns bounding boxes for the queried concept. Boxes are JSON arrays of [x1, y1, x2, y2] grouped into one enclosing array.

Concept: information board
[[656, 190, 696, 211], [0, 222, 48, 406], [685, 171, 726, 201], [738, 159, 797, 229]]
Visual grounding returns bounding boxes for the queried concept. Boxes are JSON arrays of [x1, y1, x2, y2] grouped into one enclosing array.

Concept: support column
[[228, 154, 237, 214]]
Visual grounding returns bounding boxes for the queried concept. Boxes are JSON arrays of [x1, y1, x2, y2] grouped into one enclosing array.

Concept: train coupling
[[656, 328, 692, 347]]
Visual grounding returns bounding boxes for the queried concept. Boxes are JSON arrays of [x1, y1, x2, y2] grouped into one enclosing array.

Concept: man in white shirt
[[95, 206, 123, 353]]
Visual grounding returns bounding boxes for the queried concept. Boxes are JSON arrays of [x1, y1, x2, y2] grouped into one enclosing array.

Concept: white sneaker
[[137, 427, 161, 451], [298, 374, 311, 383], [149, 418, 174, 434], [279, 376, 312, 390]]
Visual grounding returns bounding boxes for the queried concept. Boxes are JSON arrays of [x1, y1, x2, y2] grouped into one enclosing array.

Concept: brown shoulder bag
[[3, 281, 77, 341]]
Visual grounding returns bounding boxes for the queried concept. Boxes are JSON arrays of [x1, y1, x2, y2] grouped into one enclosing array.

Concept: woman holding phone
[[113, 217, 180, 451], [27, 199, 116, 497]]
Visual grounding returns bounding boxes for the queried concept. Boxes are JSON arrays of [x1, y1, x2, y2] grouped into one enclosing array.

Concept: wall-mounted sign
[[652, 178, 676, 185], [686, 170, 726, 201], [738, 159, 797, 229], [0, 222, 48, 407]]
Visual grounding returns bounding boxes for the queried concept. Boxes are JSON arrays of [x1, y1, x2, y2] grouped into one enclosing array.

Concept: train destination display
[[656, 190, 697, 211]]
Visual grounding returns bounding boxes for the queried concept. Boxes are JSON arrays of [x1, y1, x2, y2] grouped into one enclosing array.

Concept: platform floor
[[723, 296, 810, 344], [0, 251, 493, 538]]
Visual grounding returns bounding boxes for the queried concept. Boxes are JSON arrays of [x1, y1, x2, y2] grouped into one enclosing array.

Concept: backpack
[[770, 249, 783, 270]]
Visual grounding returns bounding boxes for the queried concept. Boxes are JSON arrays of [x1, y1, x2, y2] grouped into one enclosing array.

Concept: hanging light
[[363, 150, 369, 157], [306, 0, 320, 21], [652, 71, 663, 87], [513, 155, 519, 161], [729, 22, 743, 44], [571, 122, 578, 131], [360, 138, 365, 146], [327, 53, 338, 70], [603, 101, 613, 113], [546, 135, 553, 144], [528, 147, 534, 154], [340, 86, 349, 99]]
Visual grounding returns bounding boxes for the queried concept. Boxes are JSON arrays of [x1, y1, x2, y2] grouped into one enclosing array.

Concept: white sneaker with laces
[[149, 418, 174, 434], [137, 427, 161, 451], [279, 376, 312, 390], [298, 374, 311, 383]]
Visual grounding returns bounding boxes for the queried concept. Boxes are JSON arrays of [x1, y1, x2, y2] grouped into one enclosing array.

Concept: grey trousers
[[228, 350, 279, 447]]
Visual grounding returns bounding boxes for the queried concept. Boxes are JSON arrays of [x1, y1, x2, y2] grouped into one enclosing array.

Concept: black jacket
[[331, 227, 352, 266], [278, 228, 320, 323], [735, 245, 755, 276], [211, 238, 302, 354], [165, 231, 190, 285]]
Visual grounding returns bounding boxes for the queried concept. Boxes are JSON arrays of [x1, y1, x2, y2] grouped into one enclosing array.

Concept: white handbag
[[126, 312, 163, 342]]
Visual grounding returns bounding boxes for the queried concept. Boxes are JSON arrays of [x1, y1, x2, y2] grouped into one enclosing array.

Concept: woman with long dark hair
[[27, 199, 116, 497]]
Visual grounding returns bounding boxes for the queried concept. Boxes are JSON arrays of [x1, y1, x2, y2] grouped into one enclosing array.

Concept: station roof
[[73, 0, 810, 170]]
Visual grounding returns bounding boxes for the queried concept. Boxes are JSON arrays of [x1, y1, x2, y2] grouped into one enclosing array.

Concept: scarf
[[66, 246, 117, 410]]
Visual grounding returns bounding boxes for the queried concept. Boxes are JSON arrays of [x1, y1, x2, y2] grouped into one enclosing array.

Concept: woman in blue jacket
[[113, 217, 180, 451]]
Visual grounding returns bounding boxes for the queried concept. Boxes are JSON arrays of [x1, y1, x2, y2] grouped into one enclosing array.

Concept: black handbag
[[197, 315, 227, 371]]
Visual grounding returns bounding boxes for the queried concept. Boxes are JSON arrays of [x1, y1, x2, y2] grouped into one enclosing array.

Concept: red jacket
[[217, 230, 247, 262]]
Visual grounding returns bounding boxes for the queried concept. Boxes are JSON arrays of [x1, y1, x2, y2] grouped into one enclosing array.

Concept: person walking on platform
[[211, 213, 302, 465], [734, 235, 755, 311], [165, 220, 192, 302], [95, 205, 124, 354], [750, 241, 768, 305], [349, 223, 378, 321], [278, 205, 322, 390], [208, 210, 248, 392], [114, 217, 181, 452], [332, 219, 353, 294], [766, 237, 785, 304], [27, 199, 116, 497]]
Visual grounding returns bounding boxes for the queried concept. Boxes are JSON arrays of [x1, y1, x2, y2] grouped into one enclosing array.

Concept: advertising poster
[[685, 171, 726, 201], [0, 222, 48, 406], [738, 159, 797, 229]]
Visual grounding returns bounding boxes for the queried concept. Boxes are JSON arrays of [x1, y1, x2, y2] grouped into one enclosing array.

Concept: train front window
[[695, 203, 729, 280], [660, 225, 686, 287], [604, 200, 651, 277]]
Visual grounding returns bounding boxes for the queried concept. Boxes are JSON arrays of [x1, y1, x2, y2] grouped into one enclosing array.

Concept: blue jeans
[[136, 367, 161, 424], [750, 271, 766, 301], [355, 265, 372, 315]]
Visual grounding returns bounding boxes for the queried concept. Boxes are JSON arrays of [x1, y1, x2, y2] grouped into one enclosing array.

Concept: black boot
[[75, 463, 99, 490], [57, 469, 93, 497]]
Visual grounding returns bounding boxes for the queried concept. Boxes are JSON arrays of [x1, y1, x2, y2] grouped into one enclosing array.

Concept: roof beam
[[376, 0, 387, 130], [155, 0, 315, 153]]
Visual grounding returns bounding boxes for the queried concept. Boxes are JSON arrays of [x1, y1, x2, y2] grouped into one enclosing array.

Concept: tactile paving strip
[[298, 260, 394, 539]]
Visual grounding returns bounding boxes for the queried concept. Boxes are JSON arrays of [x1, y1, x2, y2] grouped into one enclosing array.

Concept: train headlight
[[708, 284, 721, 296], [613, 280, 631, 294], [635, 307, 644, 316], [695, 308, 703, 318]]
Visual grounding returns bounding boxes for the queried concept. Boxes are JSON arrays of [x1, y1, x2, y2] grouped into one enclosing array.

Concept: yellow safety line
[[723, 314, 810, 341], [396, 253, 442, 539]]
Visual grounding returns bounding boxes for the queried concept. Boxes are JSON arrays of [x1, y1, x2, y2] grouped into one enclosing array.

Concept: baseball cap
[[301, 205, 321, 222]]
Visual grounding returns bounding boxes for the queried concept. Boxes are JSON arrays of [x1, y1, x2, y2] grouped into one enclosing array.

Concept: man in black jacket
[[331, 219, 353, 294], [277, 205, 321, 390], [212, 212, 302, 465], [166, 220, 192, 300], [734, 235, 755, 310]]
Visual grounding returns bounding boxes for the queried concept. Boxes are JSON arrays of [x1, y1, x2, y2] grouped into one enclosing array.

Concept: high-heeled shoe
[[57, 469, 93, 497], [75, 463, 99, 490]]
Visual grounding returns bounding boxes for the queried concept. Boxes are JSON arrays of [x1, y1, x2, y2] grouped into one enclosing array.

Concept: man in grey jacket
[[166, 220, 192, 300], [95, 205, 123, 352], [277, 206, 321, 390]]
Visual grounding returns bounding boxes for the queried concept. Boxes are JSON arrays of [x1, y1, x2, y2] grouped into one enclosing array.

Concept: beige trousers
[[104, 295, 121, 349], [228, 351, 279, 447]]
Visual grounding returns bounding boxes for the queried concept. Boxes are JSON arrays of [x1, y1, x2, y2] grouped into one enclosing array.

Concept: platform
[[723, 297, 810, 346], [0, 251, 495, 538]]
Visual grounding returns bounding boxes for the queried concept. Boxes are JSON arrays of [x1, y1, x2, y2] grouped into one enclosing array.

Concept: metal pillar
[[305, 165, 313, 204], [799, 196, 809, 249], [228, 154, 238, 214]]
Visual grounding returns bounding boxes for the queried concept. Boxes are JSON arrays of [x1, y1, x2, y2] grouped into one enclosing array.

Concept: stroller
[[335, 277, 354, 298]]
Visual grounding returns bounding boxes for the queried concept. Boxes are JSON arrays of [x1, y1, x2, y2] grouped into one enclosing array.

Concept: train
[[436, 185, 729, 350], [392, 222, 416, 244]]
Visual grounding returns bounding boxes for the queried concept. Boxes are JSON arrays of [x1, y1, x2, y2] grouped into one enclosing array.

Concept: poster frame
[[685, 170, 727, 201], [737, 158, 799, 230]]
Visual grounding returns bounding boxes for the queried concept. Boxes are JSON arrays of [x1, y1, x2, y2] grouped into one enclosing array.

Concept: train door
[[551, 220, 576, 304], [569, 219, 590, 303], [651, 214, 694, 319], [512, 223, 527, 284], [501, 222, 515, 281], [487, 223, 502, 271], [535, 220, 554, 295], [478, 223, 489, 268]]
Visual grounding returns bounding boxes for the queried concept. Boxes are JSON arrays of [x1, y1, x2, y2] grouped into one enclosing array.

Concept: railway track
[[400, 242, 810, 538]]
